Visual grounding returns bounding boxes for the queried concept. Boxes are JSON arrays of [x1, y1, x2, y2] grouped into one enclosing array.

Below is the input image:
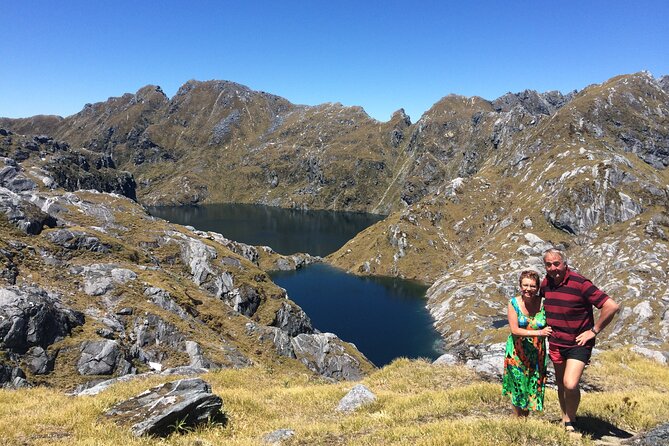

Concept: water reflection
[[148, 203, 385, 256]]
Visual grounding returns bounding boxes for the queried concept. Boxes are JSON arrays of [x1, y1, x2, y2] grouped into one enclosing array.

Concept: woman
[[502, 270, 552, 417]]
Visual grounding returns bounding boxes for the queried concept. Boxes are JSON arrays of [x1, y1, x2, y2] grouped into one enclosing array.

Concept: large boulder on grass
[[102, 377, 225, 437]]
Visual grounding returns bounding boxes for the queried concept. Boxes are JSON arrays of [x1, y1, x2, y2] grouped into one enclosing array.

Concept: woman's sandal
[[563, 421, 576, 432]]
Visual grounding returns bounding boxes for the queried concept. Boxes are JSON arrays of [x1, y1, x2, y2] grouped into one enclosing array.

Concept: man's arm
[[575, 298, 620, 346]]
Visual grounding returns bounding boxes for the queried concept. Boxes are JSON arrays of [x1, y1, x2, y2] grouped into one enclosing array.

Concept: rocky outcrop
[[0, 363, 29, 389], [291, 333, 365, 381], [246, 323, 367, 380], [70, 263, 137, 297], [0, 187, 57, 235], [102, 378, 225, 437], [24, 346, 56, 375], [46, 229, 111, 253], [45, 152, 137, 200], [0, 285, 84, 354], [77, 339, 131, 375], [271, 301, 314, 336]]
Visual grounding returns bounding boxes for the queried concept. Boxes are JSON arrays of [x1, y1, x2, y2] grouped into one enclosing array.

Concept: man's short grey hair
[[543, 248, 568, 265]]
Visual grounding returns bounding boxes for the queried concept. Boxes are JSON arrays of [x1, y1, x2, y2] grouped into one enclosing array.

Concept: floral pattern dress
[[501, 296, 548, 411]]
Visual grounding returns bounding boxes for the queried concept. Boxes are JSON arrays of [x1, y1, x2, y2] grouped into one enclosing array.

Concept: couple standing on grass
[[501, 248, 620, 432]]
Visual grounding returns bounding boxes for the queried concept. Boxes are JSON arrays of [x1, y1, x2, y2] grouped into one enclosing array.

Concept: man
[[541, 248, 619, 432]]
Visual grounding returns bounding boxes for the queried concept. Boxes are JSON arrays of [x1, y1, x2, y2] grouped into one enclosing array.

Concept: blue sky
[[1, 1, 668, 122]]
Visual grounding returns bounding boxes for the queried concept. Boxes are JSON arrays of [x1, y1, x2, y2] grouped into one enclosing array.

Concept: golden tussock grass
[[0, 350, 667, 445]]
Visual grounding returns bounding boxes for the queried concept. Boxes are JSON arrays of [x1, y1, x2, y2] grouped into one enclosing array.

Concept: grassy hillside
[[1, 349, 667, 445]]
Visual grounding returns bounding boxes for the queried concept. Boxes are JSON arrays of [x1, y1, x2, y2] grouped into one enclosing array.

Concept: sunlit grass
[[1, 349, 667, 445]]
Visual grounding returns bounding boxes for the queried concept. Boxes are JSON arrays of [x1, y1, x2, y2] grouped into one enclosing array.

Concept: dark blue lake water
[[147, 203, 385, 257], [148, 203, 443, 366]]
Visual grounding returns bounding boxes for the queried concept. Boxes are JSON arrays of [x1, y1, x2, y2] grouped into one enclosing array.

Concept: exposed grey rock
[[131, 314, 185, 362], [271, 301, 314, 336], [433, 353, 459, 366], [44, 152, 137, 200], [226, 284, 261, 317], [74, 372, 149, 396], [336, 384, 376, 412], [160, 365, 209, 376], [624, 422, 669, 445], [167, 231, 236, 297], [0, 363, 28, 389], [115, 307, 133, 316], [631, 346, 668, 365], [24, 346, 56, 374], [143, 286, 189, 319], [492, 89, 572, 115], [246, 323, 295, 358], [70, 263, 137, 296], [291, 333, 365, 381], [464, 342, 506, 379], [0, 285, 84, 354], [185, 341, 213, 369], [0, 248, 18, 285], [206, 231, 260, 265], [210, 109, 241, 145], [263, 429, 295, 444], [45, 229, 111, 253], [0, 162, 37, 192], [102, 378, 225, 437], [77, 339, 123, 375], [0, 187, 57, 234]]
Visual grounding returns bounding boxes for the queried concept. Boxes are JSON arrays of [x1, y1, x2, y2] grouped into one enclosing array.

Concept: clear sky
[[1, 0, 668, 122]]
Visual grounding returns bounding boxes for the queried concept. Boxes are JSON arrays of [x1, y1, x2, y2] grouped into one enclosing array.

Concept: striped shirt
[[540, 268, 610, 348]]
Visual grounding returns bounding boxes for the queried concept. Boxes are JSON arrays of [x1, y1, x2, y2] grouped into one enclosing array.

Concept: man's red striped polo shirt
[[540, 268, 610, 348]]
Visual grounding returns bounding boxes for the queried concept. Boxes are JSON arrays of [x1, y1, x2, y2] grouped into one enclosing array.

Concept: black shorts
[[549, 344, 592, 364]]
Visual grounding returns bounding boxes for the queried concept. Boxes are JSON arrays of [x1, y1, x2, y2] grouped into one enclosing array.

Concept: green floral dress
[[501, 296, 548, 411]]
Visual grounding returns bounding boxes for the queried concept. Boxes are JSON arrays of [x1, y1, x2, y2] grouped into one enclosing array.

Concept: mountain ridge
[[2, 70, 668, 359]]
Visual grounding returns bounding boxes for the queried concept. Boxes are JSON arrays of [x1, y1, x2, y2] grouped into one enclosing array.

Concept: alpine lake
[[148, 203, 444, 366]]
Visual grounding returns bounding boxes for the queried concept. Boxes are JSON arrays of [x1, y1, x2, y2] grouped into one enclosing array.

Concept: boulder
[[630, 422, 669, 446], [0, 285, 84, 354], [433, 353, 459, 366], [291, 333, 365, 381], [464, 342, 506, 379], [0, 363, 29, 389], [102, 378, 225, 437], [45, 229, 111, 253], [184, 341, 213, 369], [77, 339, 124, 375], [336, 384, 376, 412], [24, 346, 56, 374], [0, 163, 37, 193]]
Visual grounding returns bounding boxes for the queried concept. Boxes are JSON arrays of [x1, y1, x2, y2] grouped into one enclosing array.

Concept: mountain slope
[[327, 72, 669, 352]]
